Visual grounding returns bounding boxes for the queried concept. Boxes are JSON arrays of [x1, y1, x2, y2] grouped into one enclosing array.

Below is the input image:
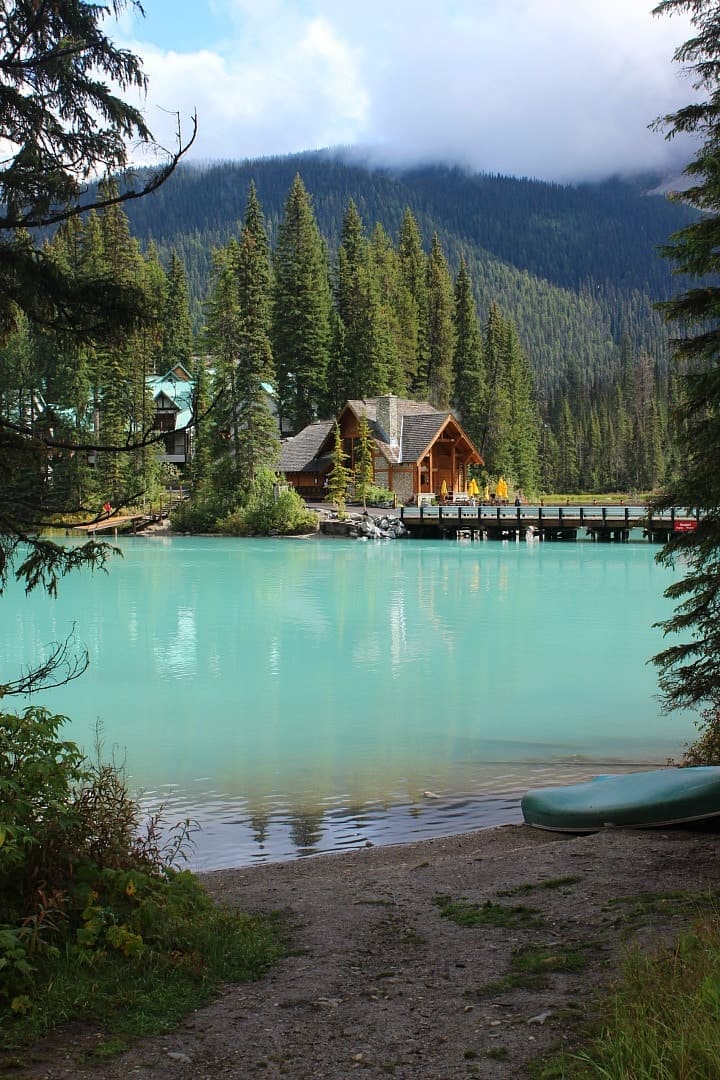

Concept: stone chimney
[[375, 395, 399, 448]]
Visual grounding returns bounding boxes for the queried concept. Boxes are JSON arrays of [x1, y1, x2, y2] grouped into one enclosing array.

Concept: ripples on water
[[144, 760, 665, 870], [3, 535, 695, 869]]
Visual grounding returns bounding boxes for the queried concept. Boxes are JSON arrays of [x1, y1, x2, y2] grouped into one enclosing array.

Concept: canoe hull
[[521, 767, 720, 833]]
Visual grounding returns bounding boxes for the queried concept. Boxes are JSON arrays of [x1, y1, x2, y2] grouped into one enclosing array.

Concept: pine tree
[[272, 175, 332, 431], [232, 183, 280, 491], [40, 219, 99, 509], [94, 183, 158, 504], [556, 396, 579, 492], [425, 234, 456, 409], [205, 185, 279, 505], [204, 242, 245, 503], [504, 321, 540, 495], [650, 0, 720, 719], [190, 355, 212, 490], [140, 243, 170, 374], [453, 258, 486, 451], [367, 223, 407, 394], [480, 301, 512, 472], [354, 413, 375, 510], [164, 251, 194, 370], [397, 210, 428, 396], [327, 421, 351, 516], [333, 200, 394, 400]]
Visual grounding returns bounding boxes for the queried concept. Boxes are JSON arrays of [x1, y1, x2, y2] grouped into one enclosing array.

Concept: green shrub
[[218, 469, 317, 536], [169, 493, 222, 533], [365, 484, 395, 507], [0, 707, 281, 1039]]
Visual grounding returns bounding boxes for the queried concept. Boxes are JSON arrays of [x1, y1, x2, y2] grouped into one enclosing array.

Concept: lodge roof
[[279, 396, 482, 476], [147, 368, 195, 430], [400, 412, 448, 462], [344, 398, 451, 464], [278, 420, 334, 472]]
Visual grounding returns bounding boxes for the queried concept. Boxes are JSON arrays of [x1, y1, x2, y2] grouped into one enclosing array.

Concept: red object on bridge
[[673, 519, 697, 532]]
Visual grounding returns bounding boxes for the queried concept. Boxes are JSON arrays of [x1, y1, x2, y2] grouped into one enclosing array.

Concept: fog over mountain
[[121, 0, 697, 185]]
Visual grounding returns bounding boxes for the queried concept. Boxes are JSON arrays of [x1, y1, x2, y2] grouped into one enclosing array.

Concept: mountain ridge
[[122, 152, 696, 396]]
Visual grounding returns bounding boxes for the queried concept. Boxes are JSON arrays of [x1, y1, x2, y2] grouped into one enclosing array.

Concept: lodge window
[[154, 411, 176, 433]]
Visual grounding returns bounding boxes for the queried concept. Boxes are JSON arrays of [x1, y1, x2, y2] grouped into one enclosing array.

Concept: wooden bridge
[[71, 509, 169, 537], [398, 504, 701, 542]]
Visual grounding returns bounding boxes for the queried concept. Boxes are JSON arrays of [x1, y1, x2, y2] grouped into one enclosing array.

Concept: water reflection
[[2, 536, 697, 870], [144, 757, 656, 870]]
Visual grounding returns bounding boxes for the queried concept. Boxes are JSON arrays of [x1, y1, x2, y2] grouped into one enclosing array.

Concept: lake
[[2, 534, 695, 869]]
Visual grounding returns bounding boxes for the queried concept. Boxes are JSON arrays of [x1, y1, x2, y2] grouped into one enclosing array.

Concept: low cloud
[[122, 0, 697, 182]]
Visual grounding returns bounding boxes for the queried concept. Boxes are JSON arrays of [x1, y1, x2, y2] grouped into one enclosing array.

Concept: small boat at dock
[[521, 766, 720, 832]]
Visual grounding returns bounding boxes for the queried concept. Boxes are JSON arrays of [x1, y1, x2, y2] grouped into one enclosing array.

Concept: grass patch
[[479, 944, 588, 996], [85, 1036, 131, 1061], [499, 876, 583, 897], [605, 888, 720, 923], [434, 896, 541, 928], [537, 916, 720, 1079], [511, 945, 587, 980], [1, 902, 283, 1052]]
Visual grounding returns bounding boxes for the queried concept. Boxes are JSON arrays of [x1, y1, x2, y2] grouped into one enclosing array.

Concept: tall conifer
[[397, 210, 428, 396], [425, 234, 455, 409], [327, 421, 351, 515], [205, 184, 279, 502], [272, 175, 331, 431], [453, 258, 486, 451], [354, 412, 375, 510], [164, 250, 194, 370], [233, 183, 280, 489]]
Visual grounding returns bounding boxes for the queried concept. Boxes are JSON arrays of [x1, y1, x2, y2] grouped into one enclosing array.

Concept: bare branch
[[0, 625, 89, 697]]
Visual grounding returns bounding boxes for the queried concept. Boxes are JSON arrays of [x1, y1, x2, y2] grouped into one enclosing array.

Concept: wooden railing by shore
[[398, 504, 701, 542]]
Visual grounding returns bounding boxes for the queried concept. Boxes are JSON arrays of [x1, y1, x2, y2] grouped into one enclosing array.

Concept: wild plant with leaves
[[0, 706, 281, 1040]]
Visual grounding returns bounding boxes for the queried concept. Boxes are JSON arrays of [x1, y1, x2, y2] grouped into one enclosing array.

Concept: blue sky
[[114, 0, 696, 183]]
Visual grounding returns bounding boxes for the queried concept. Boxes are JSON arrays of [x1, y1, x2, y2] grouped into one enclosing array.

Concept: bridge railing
[[399, 504, 701, 526]]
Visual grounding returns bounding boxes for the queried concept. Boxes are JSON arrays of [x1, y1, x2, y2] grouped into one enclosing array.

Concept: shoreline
[[30, 820, 720, 1078]]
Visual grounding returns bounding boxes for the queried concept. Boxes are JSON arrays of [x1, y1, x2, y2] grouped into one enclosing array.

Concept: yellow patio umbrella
[[483, 483, 490, 500], [440, 479, 448, 500], [468, 477, 479, 497], [496, 476, 509, 501]]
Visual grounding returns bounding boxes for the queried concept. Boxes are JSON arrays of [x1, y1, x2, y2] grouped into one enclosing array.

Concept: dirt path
[[16, 823, 720, 1079]]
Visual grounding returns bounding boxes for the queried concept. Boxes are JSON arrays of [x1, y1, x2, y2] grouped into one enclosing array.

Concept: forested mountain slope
[[122, 152, 696, 399]]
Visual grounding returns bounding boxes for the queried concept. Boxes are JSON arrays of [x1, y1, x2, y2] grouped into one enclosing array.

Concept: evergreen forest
[[1, 152, 697, 516]]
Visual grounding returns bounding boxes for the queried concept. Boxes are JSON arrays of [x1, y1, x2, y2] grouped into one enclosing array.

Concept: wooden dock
[[71, 513, 158, 536], [398, 504, 700, 542]]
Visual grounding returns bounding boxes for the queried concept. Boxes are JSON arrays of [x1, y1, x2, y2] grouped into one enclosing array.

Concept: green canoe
[[521, 767, 720, 832]]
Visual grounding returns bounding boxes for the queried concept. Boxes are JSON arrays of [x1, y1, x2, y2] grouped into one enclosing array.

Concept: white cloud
[[121, 0, 697, 181], [125, 11, 368, 163]]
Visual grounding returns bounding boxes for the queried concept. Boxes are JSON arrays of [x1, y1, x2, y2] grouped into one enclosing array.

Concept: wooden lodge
[[278, 395, 483, 504], [147, 363, 195, 465]]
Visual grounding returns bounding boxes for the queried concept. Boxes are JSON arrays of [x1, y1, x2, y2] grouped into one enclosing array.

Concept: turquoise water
[[2, 535, 695, 868]]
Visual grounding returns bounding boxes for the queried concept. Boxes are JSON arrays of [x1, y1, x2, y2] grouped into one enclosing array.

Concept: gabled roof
[[343, 398, 470, 465], [401, 413, 449, 462], [281, 397, 483, 476], [278, 420, 334, 472], [345, 397, 436, 427], [163, 362, 193, 382], [146, 369, 195, 430]]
